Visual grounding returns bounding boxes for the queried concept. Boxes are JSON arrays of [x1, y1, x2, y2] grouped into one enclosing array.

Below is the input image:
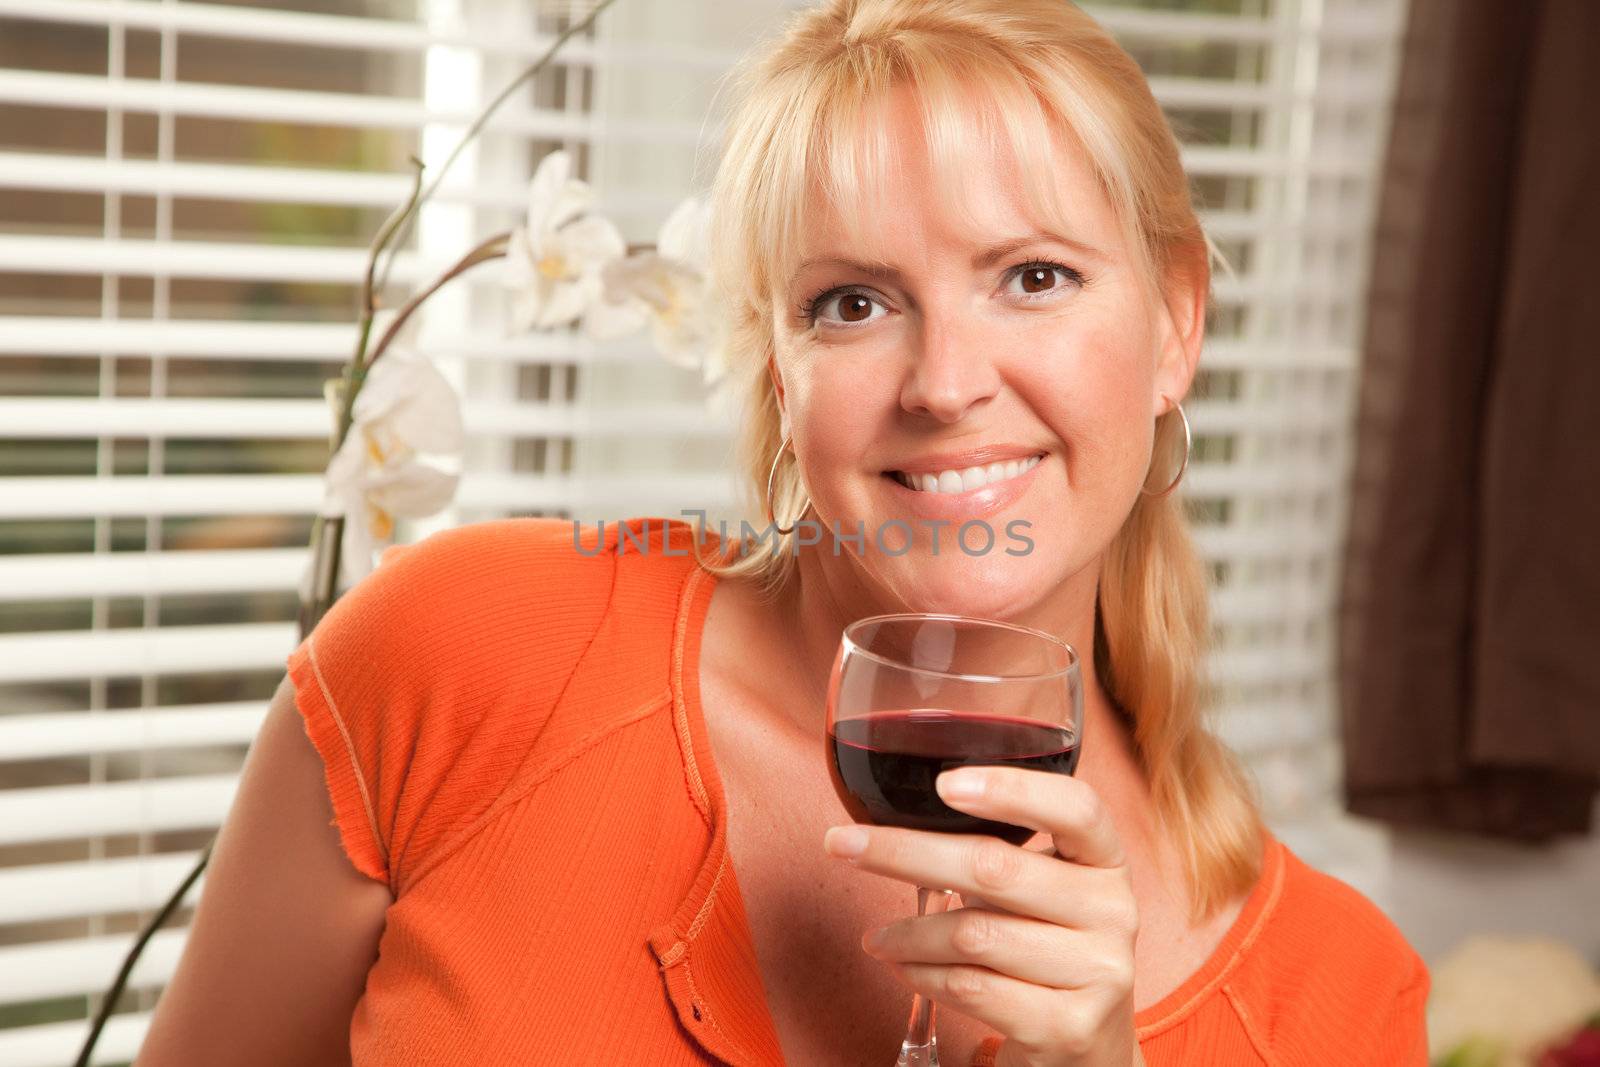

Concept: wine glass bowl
[[824, 613, 1083, 1066], [828, 707, 1080, 845]]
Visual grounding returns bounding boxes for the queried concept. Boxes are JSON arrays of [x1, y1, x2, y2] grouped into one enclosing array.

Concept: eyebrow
[[789, 231, 1105, 288]]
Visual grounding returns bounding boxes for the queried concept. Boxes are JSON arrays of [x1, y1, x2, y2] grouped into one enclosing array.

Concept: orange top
[[286, 515, 1430, 1066]]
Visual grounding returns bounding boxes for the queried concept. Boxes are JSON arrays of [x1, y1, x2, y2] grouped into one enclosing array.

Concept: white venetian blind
[[0, 1, 752, 1063], [0, 0, 1408, 1064], [1083, 0, 1412, 895]]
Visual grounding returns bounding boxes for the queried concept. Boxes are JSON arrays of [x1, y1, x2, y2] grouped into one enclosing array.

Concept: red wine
[[827, 709, 1080, 846]]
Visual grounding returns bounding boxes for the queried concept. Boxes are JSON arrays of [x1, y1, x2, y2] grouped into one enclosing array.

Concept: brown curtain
[[1338, 0, 1600, 842]]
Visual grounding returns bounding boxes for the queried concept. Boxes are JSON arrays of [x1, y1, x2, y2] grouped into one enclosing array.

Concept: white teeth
[[890, 453, 1043, 494]]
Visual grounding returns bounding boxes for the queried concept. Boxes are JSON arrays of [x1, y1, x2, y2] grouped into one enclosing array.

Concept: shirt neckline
[[655, 521, 1285, 1061], [647, 525, 786, 1066]]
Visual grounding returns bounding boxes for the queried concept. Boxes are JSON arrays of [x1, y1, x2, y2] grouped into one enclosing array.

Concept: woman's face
[[770, 84, 1201, 621]]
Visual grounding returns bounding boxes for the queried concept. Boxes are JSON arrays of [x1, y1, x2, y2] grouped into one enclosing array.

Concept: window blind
[[0, 0, 1408, 1063]]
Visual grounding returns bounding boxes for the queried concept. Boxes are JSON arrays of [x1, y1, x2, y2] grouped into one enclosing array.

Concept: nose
[[897, 304, 1002, 423]]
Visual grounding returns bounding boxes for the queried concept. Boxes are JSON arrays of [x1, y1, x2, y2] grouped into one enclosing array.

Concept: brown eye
[[837, 294, 874, 322], [811, 290, 884, 326], [1020, 266, 1055, 294], [1005, 261, 1082, 301]]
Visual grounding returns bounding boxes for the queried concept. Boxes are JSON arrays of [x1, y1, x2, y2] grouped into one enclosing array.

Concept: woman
[[135, 2, 1428, 1065]]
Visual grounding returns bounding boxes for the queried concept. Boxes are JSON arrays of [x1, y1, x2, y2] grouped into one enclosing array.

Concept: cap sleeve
[[1371, 949, 1429, 1066], [285, 518, 617, 894]]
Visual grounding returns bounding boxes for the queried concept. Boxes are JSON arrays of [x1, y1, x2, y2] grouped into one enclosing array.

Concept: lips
[[878, 450, 1048, 522]]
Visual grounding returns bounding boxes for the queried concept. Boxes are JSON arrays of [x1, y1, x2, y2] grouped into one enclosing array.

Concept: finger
[[884, 960, 1067, 1055], [936, 765, 1125, 869], [862, 906, 1123, 991], [961, 840, 1056, 913], [823, 823, 1129, 930]]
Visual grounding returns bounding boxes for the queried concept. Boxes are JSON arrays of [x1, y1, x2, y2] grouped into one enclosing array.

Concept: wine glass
[[825, 612, 1083, 1067]]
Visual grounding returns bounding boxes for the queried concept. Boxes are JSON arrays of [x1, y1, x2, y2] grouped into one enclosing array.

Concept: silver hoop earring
[[1139, 394, 1192, 498], [763, 432, 812, 535]]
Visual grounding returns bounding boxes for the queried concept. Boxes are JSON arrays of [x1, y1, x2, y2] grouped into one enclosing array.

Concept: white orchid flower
[[304, 346, 464, 595], [594, 194, 718, 370], [504, 149, 627, 334]]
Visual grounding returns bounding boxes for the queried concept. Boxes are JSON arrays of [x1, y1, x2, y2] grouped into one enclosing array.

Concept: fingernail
[[824, 825, 869, 858], [862, 926, 888, 952], [937, 769, 986, 801]]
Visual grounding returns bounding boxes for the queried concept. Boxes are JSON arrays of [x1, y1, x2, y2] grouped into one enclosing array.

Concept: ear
[[1151, 255, 1207, 416]]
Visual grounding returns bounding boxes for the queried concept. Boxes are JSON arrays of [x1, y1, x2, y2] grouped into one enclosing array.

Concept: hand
[[822, 766, 1142, 1067]]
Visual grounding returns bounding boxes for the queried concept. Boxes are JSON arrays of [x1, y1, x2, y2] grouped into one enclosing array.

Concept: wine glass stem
[[895, 885, 956, 1067]]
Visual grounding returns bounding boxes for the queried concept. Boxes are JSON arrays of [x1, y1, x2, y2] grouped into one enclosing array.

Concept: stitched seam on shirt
[[1223, 984, 1276, 1065], [398, 688, 672, 896], [1133, 838, 1287, 1040], [542, 545, 622, 750], [305, 632, 391, 874], [671, 563, 713, 826], [1397, 958, 1430, 1002], [397, 544, 622, 894], [683, 955, 735, 1050], [1382, 962, 1431, 1060], [686, 850, 729, 942]]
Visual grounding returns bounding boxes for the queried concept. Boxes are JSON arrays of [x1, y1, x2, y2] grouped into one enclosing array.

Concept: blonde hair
[[693, 0, 1263, 920]]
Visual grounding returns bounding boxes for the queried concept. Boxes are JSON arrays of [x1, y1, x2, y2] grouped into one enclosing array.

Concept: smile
[[887, 453, 1045, 494]]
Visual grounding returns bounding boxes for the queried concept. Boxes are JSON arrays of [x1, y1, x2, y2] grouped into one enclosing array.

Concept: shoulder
[[523, 515, 725, 741], [361, 514, 712, 705], [374, 513, 711, 605], [314, 516, 624, 709], [1271, 845, 1423, 976], [287, 515, 713, 893], [1227, 840, 1429, 1060], [371, 514, 618, 622]]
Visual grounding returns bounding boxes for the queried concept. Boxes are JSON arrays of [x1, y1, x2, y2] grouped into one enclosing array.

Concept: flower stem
[[362, 158, 425, 327], [315, 232, 509, 612], [336, 160, 425, 455], [373, 0, 621, 295], [311, 0, 618, 622], [367, 232, 512, 366]]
